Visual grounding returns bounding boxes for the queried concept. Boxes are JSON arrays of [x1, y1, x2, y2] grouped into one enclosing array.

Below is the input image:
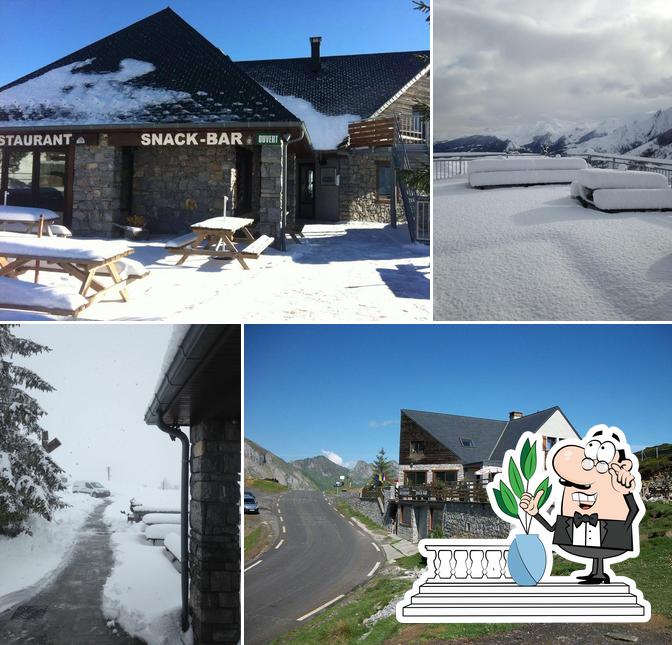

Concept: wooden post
[[34, 214, 44, 283]]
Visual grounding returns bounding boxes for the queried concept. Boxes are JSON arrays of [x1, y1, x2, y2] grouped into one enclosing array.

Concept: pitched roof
[[402, 409, 507, 464], [402, 406, 577, 465], [0, 8, 299, 127], [238, 50, 429, 119]]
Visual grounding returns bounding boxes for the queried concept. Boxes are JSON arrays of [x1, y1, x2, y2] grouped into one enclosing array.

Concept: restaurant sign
[[0, 132, 98, 147]]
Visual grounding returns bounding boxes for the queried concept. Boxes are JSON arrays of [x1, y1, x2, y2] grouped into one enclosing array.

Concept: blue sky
[[245, 325, 672, 468], [0, 0, 429, 86]]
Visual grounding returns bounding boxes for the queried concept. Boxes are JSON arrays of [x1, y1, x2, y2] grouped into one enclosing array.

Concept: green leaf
[[533, 476, 550, 509], [508, 458, 524, 498], [522, 440, 538, 480], [519, 439, 531, 479], [493, 486, 520, 520], [500, 482, 520, 518]]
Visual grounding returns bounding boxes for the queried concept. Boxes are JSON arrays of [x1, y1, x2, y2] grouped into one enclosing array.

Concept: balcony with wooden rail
[[397, 480, 489, 504], [347, 114, 428, 149]]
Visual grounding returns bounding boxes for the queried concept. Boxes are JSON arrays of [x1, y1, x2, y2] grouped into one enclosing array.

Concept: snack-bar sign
[[138, 131, 244, 146]]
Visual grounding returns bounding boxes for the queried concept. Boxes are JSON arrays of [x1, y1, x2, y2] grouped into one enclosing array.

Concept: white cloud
[[368, 419, 396, 428], [434, 0, 672, 139], [321, 450, 344, 466]]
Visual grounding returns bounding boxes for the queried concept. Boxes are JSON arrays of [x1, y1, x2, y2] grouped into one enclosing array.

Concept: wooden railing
[[398, 481, 489, 503], [420, 540, 512, 581], [348, 118, 395, 148]]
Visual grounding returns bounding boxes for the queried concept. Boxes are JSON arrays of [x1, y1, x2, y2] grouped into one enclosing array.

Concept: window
[[459, 437, 475, 447], [376, 163, 392, 201], [434, 470, 458, 485], [545, 436, 557, 451], [410, 440, 424, 455], [7, 150, 34, 194], [320, 167, 336, 185], [405, 471, 427, 486], [400, 504, 411, 526]]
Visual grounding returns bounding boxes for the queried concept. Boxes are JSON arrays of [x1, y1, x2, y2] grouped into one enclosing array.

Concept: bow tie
[[573, 511, 598, 528]]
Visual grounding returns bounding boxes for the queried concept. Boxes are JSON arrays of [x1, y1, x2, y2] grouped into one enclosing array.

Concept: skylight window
[[459, 437, 475, 447]]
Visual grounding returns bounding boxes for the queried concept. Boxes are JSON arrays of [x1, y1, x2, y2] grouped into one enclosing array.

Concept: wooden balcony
[[398, 481, 489, 503], [347, 114, 428, 149]]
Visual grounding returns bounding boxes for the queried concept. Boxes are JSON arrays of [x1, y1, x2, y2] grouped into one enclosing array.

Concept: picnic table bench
[[0, 205, 64, 235], [165, 216, 274, 269], [0, 275, 88, 317], [0, 235, 149, 313]]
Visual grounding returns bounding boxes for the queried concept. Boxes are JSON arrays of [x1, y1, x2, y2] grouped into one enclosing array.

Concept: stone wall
[[258, 145, 283, 239], [132, 145, 236, 234], [338, 152, 403, 223], [71, 134, 122, 236], [439, 502, 510, 539], [189, 419, 240, 645], [340, 493, 388, 528]]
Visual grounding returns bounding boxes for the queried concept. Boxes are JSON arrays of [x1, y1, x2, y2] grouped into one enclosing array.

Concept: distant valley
[[244, 438, 398, 491]]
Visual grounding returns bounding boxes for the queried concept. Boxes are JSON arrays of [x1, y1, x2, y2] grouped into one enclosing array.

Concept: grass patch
[[395, 552, 426, 570], [245, 525, 263, 555], [245, 478, 288, 493], [334, 498, 383, 533]]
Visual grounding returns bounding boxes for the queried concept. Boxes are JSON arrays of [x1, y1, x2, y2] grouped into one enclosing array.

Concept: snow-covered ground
[[103, 486, 189, 645], [1, 222, 429, 322], [0, 491, 98, 613], [434, 179, 672, 320]]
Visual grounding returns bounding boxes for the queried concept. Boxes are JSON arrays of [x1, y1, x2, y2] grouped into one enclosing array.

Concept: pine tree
[[371, 447, 392, 486], [0, 325, 65, 536]]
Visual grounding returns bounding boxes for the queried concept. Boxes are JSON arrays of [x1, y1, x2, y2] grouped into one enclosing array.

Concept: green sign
[[256, 133, 281, 145]]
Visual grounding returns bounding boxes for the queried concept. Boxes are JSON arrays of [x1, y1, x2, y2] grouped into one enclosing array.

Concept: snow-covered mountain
[[435, 108, 672, 159]]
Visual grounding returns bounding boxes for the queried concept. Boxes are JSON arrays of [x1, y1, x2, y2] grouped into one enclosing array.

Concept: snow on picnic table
[[0, 491, 98, 613], [5, 222, 429, 322], [433, 179, 672, 321]]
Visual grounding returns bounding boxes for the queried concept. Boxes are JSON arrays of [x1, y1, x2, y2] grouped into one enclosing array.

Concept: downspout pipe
[[156, 411, 190, 633], [280, 129, 306, 252]]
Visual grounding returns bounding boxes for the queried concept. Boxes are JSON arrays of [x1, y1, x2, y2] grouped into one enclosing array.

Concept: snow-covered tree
[[0, 326, 64, 536]]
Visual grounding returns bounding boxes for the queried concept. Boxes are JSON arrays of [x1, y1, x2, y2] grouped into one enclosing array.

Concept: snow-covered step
[[144, 523, 180, 545]]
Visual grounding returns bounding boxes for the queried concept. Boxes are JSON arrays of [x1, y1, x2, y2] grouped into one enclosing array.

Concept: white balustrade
[[420, 540, 512, 581]]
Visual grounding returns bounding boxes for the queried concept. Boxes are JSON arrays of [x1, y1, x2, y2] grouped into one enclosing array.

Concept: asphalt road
[[244, 490, 383, 645]]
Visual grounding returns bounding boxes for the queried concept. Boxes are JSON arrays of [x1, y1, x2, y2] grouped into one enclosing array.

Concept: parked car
[[72, 481, 111, 498], [244, 491, 259, 514]]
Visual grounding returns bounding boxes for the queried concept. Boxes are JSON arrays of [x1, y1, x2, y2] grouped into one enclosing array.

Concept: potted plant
[[125, 215, 150, 240], [489, 436, 552, 586]]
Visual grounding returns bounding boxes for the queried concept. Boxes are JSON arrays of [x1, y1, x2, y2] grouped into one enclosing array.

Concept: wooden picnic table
[[0, 205, 60, 234], [166, 216, 274, 270]]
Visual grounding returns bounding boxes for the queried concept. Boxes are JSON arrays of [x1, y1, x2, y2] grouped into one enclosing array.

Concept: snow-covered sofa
[[468, 157, 588, 188], [571, 168, 672, 212]]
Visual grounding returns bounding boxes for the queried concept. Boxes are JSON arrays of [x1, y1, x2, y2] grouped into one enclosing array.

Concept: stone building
[[146, 325, 241, 645], [0, 7, 429, 241], [393, 406, 580, 542]]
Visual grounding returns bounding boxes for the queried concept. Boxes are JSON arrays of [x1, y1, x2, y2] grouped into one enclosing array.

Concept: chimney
[[509, 411, 524, 421], [310, 36, 322, 73]]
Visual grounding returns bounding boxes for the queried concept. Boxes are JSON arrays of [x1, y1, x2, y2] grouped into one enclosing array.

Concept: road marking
[[244, 560, 262, 572], [296, 594, 345, 622], [371, 542, 380, 552], [279, 516, 284, 523], [367, 562, 381, 577], [275, 539, 284, 550], [349, 520, 356, 527], [282, 525, 286, 533]]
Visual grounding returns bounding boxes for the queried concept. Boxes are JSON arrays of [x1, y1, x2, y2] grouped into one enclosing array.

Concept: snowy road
[[0, 501, 142, 645], [244, 491, 382, 645], [434, 179, 672, 320]]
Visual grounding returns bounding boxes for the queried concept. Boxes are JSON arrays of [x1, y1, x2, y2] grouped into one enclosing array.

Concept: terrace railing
[[421, 540, 512, 581], [434, 150, 672, 185], [398, 481, 489, 503], [416, 197, 430, 242]]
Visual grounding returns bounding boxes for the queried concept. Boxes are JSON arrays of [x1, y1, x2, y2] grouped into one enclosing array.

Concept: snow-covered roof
[[0, 8, 299, 127]]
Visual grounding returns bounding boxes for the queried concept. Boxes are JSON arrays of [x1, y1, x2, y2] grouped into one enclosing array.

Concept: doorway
[[0, 147, 70, 224], [298, 163, 314, 219], [235, 147, 253, 215]]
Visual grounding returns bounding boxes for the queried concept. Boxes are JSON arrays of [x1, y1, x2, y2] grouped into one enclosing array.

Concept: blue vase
[[508, 533, 547, 586]]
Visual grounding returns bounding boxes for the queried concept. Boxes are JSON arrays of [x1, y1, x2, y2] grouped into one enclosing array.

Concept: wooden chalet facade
[[394, 407, 580, 542]]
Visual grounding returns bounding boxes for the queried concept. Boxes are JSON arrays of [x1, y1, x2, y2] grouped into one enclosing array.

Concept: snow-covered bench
[[0, 235, 149, 308], [145, 523, 180, 546], [571, 168, 672, 212], [0, 276, 88, 317], [142, 512, 181, 525], [163, 533, 182, 572], [468, 157, 587, 188]]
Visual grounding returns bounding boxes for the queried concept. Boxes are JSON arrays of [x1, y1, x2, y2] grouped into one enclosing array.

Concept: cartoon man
[[520, 427, 642, 584]]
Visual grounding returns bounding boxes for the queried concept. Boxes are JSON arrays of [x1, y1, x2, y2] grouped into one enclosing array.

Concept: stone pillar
[[258, 145, 282, 240], [190, 419, 240, 645], [71, 133, 122, 236]]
